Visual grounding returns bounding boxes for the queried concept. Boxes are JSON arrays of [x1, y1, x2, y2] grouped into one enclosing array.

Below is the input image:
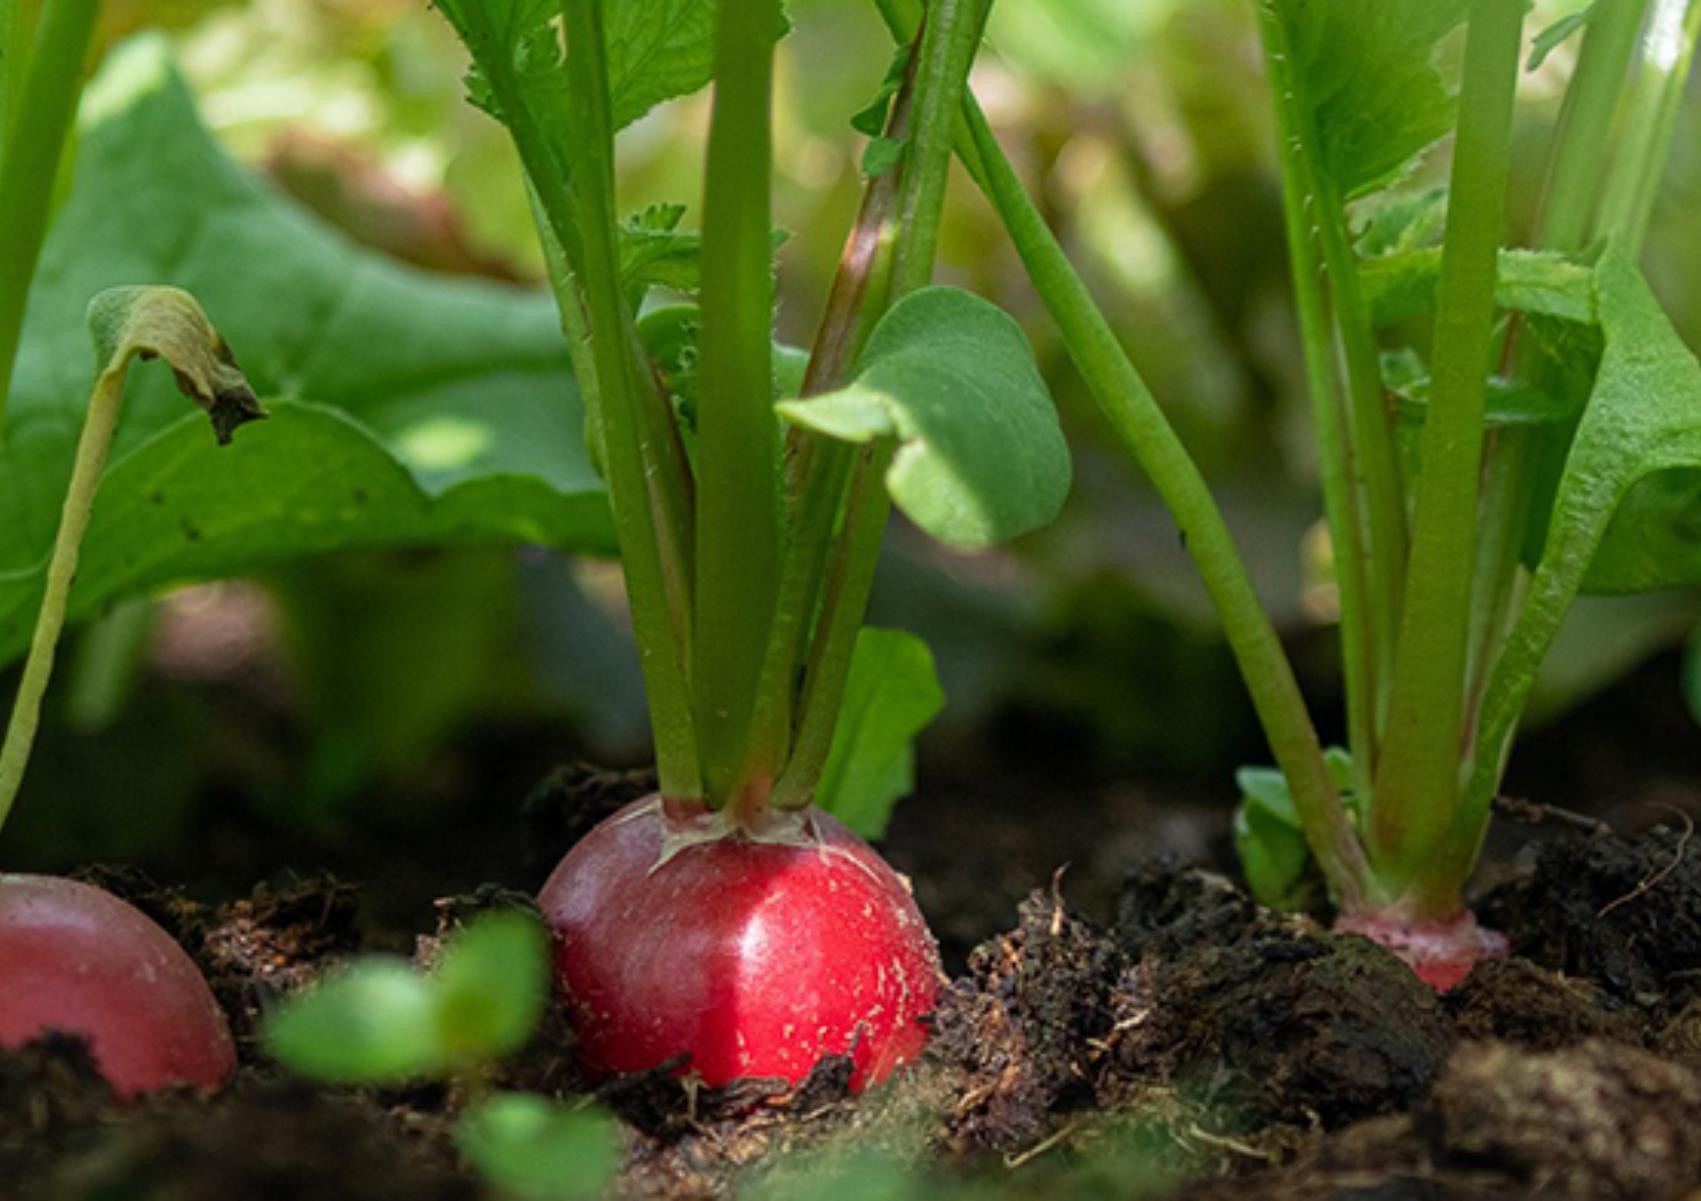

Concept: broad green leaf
[[1528, 3, 1597, 70], [0, 38, 609, 668], [1272, 0, 1471, 197], [1362, 248, 1597, 326], [264, 959, 445, 1083], [433, 910, 550, 1065], [815, 627, 945, 838], [777, 287, 1071, 548], [458, 1095, 619, 1201], [1473, 245, 1701, 798]]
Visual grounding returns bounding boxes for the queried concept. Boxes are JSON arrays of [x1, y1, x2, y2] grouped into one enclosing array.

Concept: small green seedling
[[265, 908, 617, 1201], [869, 0, 1701, 986]]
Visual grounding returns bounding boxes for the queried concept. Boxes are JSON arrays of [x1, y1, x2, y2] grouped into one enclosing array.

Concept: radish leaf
[[778, 287, 1071, 548], [1269, 0, 1471, 197], [815, 627, 944, 838]]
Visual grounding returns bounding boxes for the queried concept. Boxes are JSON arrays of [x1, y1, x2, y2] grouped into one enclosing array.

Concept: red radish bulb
[[538, 796, 940, 1091], [0, 874, 236, 1097]]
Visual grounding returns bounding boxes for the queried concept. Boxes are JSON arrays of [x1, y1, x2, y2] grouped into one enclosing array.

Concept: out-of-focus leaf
[[778, 287, 1071, 548], [434, 910, 550, 1066], [264, 960, 444, 1083], [0, 38, 609, 668], [458, 1095, 619, 1201], [815, 627, 944, 838], [1270, 0, 1472, 197]]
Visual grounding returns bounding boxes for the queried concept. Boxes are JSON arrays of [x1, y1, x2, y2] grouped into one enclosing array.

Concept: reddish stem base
[[1335, 909, 1510, 992]]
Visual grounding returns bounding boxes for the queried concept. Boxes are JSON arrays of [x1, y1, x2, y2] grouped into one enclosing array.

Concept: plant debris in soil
[[12, 819, 1701, 1199]]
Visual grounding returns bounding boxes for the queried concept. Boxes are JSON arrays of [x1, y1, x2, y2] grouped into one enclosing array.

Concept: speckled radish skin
[[0, 874, 236, 1097], [538, 796, 941, 1090], [1336, 908, 1509, 992]]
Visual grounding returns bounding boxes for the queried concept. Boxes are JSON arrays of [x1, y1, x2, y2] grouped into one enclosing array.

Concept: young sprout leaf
[[815, 627, 945, 838], [1233, 749, 1355, 911], [263, 960, 445, 1084], [1270, 0, 1472, 197], [458, 1095, 619, 1201], [777, 286, 1071, 548], [1354, 185, 1448, 256], [619, 204, 701, 308], [850, 44, 913, 136], [433, 909, 550, 1067], [1528, 2, 1599, 70], [0, 40, 609, 669], [265, 909, 550, 1084]]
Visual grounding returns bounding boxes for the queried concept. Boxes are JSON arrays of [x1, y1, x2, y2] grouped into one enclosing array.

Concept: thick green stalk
[[1255, 4, 1380, 795], [773, 0, 987, 811], [0, 0, 97, 444], [0, 350, 123, 830], [1594, 0, 1700, 254], [552, 0, 701, 797], [867, 0, 1371, 906], [694, 0, 786, 809], [1369, 0, 1524, 901]]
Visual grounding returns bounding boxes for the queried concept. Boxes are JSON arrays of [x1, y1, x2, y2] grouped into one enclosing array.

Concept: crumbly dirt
[[14, 811, 1701, 1199], [1480, 820, 1701, 1009]]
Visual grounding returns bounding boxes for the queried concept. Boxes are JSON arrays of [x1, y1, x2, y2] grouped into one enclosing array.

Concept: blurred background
[[5, 0, 1700, 959]]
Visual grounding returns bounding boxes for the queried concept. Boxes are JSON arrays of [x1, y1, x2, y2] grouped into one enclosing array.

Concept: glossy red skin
[[0, 874, 236, 1097], [1336, 908, 1510, 992], [538, 797, 941, 1091]]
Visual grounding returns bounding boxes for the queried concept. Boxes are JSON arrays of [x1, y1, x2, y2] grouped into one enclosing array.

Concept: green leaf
[[1475, 245, 1701, 792], [777, 287, 1071, 548], [860, 135, 908, 179], [1232, 749, 1355, 911], [1272, 0, 1472, 197], [458, 1095, 619, 1201], [814, 627, 944, 838], [619, 203, 700, 308], [433, 910, 550, 1066], [441, 0, 785, 142], [1354, 185, 1448, 256], [264, 959, 445, 1084], [851, 45, 912, 136], [1362, 248, 1597, 326], [1528, 3, 1597, 70], [0, 38, 610, 668]]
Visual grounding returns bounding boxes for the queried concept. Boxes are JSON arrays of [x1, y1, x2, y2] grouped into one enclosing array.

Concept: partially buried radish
[[539, 797, 940, 1090], [0, 874, 236, 1097]]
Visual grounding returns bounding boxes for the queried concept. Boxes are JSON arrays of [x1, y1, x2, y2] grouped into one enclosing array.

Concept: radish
[[539, 797, 939, 1090], [0, 874, 236, 1096]]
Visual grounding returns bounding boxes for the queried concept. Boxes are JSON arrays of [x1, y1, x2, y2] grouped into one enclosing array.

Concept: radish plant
[[431, 0, 1069, 1088], [873, 0, 1701, 988]]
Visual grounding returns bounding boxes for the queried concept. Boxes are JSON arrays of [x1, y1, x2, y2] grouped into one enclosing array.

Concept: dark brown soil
[[9, 798, 1701, 1199]]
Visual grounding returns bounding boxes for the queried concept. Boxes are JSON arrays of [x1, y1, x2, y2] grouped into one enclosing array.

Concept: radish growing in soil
[[865, 0, 1701, 988], [0, 286, 262, 1093], [435, 0, 1068, 1088]]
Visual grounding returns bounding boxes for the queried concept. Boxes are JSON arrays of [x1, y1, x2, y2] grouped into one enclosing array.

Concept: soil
[[9, 724, 1701, 1197]]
